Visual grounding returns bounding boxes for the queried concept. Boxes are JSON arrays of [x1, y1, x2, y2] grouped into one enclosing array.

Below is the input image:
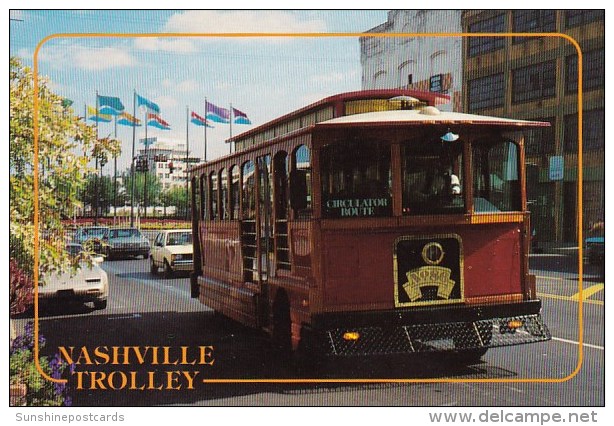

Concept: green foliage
[[9, 56, 120, 279], [122, 170, 163, 207]]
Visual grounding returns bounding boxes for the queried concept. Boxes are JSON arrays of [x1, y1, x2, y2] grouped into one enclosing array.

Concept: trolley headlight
[[342, 331, 360, 341]]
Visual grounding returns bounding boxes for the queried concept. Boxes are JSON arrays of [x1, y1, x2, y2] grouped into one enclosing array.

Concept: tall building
[[462, 10, 604, 245], [138, 137, 200, 191], [360, 10, 463, 111]]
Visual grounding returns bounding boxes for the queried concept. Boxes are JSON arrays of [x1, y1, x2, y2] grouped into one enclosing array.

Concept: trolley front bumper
[[305, 300, 551, 357]]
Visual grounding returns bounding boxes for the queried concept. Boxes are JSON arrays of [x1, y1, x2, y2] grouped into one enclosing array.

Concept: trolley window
[[473, 140, 521, 212], [402, 137, 464, 215], [242, 160, 256, 220], [320, 138, 391, 218]]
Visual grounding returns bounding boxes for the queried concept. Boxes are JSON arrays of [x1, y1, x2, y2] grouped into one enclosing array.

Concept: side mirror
[[289, 169, 308, 211]]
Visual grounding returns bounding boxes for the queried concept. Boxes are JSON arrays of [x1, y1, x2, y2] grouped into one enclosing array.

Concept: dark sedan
[[104, 228, 151, 260]]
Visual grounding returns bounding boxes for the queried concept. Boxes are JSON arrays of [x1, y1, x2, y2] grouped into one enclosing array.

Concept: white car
[[39, 243, 108, 310], [150, 229, 194, 277]]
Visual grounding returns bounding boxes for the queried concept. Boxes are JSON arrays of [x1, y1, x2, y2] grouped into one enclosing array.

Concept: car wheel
[[150, 257, 158, 275], [163, 259, 173, 278], [93, 300, 107, 310]]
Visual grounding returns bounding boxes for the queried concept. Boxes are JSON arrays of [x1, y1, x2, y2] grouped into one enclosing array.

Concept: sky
[[9, 9, 390, 172]]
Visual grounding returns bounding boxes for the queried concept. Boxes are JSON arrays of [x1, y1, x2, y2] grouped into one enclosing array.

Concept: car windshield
[[167, 232, 192, 245], [110, 228, 142, 238]]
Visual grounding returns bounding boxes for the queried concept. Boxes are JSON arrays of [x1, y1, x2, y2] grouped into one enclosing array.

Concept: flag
[[147, 113, 171, 130], [232, 107, 251, 125], [205, 101, 230, 123], [190, 111, 214, 128], [117, 112, 141, 127], [136, 93, 160, 114], [97, 95, 124, 115], [87, 105, 112, 123]]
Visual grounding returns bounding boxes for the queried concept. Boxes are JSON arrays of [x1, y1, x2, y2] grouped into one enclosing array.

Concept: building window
[[525, 117, 556, 155], [512, 10, 556, 43], [467, 73, 505, 112], [565, 10, 604, 28], [512, 61, 556, 103], [564, 109, 605, 153], [467, 14, 506, 57], [565, 48, 605, 93]]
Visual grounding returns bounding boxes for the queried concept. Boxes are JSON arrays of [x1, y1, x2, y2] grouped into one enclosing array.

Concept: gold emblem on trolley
[[402, 266, 455, 302], [393, 234, 464, 307], [421, 242, 445, 265]]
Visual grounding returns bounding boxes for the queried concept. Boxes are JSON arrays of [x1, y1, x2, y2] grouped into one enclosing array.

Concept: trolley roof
[[316, 107, 550, 129]]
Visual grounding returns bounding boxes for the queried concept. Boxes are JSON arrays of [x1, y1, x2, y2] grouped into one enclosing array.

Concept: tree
[[162, 185, 189, 218], [122, 170, 163, 211], [9, 56, 120, 293], [82, 174, 116, 216]]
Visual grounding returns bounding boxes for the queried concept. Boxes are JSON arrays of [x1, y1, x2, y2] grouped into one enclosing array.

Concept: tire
[[163, 259, 173, 278], [93, 299, 107, 310], [150, 257, 158, 275]]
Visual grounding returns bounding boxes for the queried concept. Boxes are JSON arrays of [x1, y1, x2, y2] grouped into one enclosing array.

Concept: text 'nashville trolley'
[[189, 90, 551, 364]]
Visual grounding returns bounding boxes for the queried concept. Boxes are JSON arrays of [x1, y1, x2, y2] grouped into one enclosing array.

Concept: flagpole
[[185, 106, 190, 220], [204, 98, 208, 162], [144, 108, 149, 220], [229, 103, 233, 154], [130, 90, 136, 227], [113, 114, 118, 226], [94, 91, 100, 225]]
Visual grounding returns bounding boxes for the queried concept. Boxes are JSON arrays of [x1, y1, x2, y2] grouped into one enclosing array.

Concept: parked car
[[73, 226, 110, 254], [105, 227, 151, 260], [585, 220, 604, 281], [150, 229, 193, 277], [39, 243, 108, 309]]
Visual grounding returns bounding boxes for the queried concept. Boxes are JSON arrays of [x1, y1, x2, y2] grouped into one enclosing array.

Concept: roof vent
[[420, 106, 441, 116]]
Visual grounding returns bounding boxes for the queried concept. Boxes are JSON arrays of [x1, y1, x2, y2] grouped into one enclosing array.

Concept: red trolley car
[[189, 90, 551, 363]]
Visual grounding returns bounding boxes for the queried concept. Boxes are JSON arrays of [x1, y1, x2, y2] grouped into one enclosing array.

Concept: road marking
[[536, 275, 563, 282], [551, 336, 604, 351], [108, 313, 142, 320], [571, 283, 604, 301], [537, 292, 604, 306]]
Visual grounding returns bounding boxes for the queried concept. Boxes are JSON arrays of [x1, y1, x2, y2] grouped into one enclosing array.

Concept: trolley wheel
[[163, 259, 173, 278], [150, 257, 158, 275], [93, 299, 107, 310]]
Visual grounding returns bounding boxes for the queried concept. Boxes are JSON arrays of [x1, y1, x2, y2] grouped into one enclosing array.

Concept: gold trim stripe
[[470, 213, 524, 224]]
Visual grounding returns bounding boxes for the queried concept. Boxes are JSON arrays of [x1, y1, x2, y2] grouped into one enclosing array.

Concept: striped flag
[[97, 95, 124, 115], [147, 113, 171, 130], [136, 93, 160, 114], [205, 101, 230, 123], [117, 112, 141, 127], [87, 105, 112, 123], [232, 107, 251, 125], [190, 111, 214, 128]]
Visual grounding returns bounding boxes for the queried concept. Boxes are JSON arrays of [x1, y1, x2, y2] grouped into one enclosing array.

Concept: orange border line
[[32, 31, 584, 385]]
